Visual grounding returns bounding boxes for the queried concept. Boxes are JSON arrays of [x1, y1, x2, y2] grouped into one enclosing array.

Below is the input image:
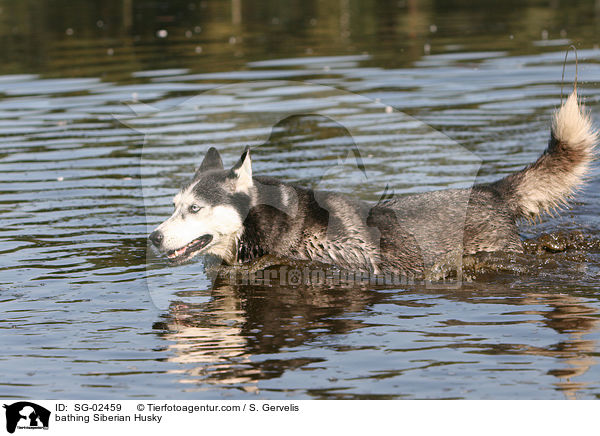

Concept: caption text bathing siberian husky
[[149, 91, 597, 276]]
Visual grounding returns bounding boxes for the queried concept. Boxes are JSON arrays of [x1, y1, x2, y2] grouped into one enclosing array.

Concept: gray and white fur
[[149, 91, 597, 275]]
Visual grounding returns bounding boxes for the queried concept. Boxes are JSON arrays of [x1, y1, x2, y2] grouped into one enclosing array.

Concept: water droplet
[[96, 20, 104, 28], [385, 106, 393, 114], [229, 36, 236, 44], [195, 46, 203, 54], [156, 29, 168, 38], [429, 24, 437, 33], [57, 177, 64, 182], [65, 28, 74, 36], [541, 29, 548, 40], [194, 26, 202, 33], [424, 43, 431, 54], [185, 30, 192, 38], [107, 48, 114, 56]]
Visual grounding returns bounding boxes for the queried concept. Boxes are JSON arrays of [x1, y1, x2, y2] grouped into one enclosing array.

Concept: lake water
[[1, 0, 600, 399]]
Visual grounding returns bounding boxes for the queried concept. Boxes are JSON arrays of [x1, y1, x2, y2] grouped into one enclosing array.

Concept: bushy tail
[[492, 90, 598, 219]]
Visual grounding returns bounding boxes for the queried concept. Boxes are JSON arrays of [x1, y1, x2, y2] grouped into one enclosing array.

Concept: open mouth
[[166, 234, 213, 263]]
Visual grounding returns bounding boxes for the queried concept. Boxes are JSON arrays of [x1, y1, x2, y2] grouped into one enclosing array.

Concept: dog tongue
[[167, 235, 211, 260], [168, 240, 195, 259]]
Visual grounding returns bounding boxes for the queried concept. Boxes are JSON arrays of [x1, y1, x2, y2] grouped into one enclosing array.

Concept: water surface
[[1, 0, 600, 399]]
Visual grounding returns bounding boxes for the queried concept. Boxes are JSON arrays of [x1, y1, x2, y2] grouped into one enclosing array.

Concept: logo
[[3, 402, 50, 434]]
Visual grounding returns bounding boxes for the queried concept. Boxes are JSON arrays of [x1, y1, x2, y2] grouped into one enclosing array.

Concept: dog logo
[[3, 402, 50, 434]]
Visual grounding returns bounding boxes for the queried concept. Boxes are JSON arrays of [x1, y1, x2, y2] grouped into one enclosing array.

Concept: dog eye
[[189, 204, 203, 213]]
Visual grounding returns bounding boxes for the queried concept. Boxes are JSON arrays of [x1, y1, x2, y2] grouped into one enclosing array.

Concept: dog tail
[[492, 90, 597, 220]]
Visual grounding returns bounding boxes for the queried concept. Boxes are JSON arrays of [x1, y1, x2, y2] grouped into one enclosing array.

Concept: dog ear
[[195, 147, 223, 179], [228, 146, 253, 191]]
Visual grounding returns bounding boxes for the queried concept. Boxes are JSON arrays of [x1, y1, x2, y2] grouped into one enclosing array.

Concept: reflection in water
[[155, 288, 255, 391], [3, 0, 600, 77], [523, 294, 599, 400], [444, 288, 600, 400], [155, 280, 387, 394], [154, 273, 599, 399]]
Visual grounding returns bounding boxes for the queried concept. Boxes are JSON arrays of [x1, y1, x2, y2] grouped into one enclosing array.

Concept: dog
[[149, 91, 597, 276]]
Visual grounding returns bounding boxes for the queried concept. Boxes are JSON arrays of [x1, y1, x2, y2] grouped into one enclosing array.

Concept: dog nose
[[149, 230, 163, 247]]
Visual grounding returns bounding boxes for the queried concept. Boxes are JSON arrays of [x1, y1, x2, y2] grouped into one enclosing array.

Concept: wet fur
[[151, 91, 597, 275]]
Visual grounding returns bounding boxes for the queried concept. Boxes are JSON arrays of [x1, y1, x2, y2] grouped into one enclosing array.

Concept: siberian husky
[[149, 91, 597, 276]]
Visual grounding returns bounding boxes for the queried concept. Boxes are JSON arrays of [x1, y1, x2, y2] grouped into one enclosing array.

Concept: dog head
[[149, 147, 253, 264]]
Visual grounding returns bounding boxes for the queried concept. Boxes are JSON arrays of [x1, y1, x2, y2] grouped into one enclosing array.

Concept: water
[[1, 0, 600, 399]]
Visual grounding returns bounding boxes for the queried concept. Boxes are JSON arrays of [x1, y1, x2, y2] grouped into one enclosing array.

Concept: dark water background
[[1, 0, 600, 399]]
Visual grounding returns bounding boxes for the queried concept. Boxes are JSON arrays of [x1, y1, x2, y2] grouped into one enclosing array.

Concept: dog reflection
[[519, 293, 599, 399], [154, 280, 386, 391], [155, 278, 599, 398]]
